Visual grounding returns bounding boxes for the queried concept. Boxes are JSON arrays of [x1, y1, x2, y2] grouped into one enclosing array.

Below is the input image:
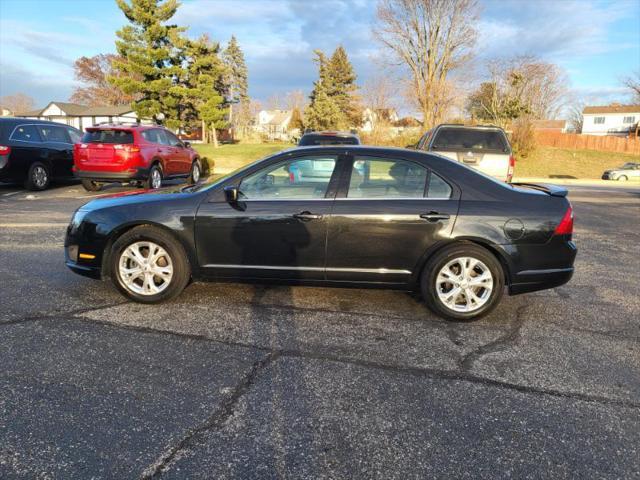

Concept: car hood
[[78, 185, 199, 212]]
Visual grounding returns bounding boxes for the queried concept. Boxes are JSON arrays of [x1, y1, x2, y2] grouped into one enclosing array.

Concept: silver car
[[417, 124, 514, 182], [602, 162, 640, 181]]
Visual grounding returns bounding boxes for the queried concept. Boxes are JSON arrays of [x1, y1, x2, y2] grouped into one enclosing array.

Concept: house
[[254, 109, 292, 141], [581, 104, 640, 136], [531, 119, 567, 133], [361, 108, 400, 132], [1, 107, 12, 117], [15, 101, 151, 131]]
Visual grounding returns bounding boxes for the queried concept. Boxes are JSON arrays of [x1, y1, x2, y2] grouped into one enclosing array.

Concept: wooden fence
[[535, 132, 640, 155]]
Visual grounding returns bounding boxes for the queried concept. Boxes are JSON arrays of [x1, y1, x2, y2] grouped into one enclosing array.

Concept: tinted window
[[299, 134, 359, 146], [38, 125, 70, 143], [239, 155, 337, 200], [348, 157, 427, 198], [66, 127, 82, 143], [82, 129, 134, 144], [142, 129, 165, 144], [164, 130, 181, 146], [10, 124, 41, 142], [431, 128, 508, 152], [427, 172, 452, 198]]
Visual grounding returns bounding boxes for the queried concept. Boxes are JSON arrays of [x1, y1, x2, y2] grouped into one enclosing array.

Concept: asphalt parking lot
[[0, 179, 639, 479]]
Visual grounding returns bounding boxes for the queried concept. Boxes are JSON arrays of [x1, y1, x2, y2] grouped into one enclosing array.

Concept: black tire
[[110, 225, 191, 303], [144, 164, 163, 189], [81, 178, 102, 192], [24, 162, 50, 191], [188, 159, 201, 184], [420, 243, 505, 321]]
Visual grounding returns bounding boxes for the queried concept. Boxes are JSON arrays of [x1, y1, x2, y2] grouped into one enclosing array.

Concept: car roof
[[301, 130, 359, 138], [434, 123, 506, 132], [86, 123, 157, 131]]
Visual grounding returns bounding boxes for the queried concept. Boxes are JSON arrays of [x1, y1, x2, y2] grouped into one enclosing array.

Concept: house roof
[[16, 101, 134, 117], [532, 119, 566, 129], [262, 110, 291, 125], [583, 104, 640, 115]]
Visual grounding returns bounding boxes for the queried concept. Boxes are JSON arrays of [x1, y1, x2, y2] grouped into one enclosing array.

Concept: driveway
[[1, 180, 639, 479]]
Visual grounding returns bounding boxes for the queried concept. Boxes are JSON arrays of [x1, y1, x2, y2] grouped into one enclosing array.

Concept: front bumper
[[64, 245, 102, 279], [74, 167, 149, 182]]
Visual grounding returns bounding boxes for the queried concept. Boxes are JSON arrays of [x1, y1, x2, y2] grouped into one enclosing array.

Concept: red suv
[[73, 124, 202, 191]]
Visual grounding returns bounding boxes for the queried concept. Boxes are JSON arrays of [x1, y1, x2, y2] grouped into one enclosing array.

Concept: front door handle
[[293, 211, 323, 221], [420, 211, 450, 222]]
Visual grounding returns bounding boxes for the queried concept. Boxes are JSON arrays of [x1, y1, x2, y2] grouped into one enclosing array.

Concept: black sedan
[[0, 118, 82, 190], [65, 146, 576, 321]]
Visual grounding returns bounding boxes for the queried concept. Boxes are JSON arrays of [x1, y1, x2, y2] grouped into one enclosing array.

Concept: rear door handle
[[293, 211, 323, 221], [420, 212, 450, 222]]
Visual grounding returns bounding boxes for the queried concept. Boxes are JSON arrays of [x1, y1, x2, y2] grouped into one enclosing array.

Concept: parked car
[[601, 162, 640, 181], [298, 131, 360, 146], [73, 124, 202, 191], [0, 117, 82, 190], [65, 146, 576, 321], [417, 124, 515, 182]]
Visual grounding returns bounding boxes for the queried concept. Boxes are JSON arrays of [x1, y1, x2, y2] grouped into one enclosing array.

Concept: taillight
[[0, 145, 11, 155], [554, 206, 574, 236], [114, 144, 140, 153], [507, 155, 515, 183]]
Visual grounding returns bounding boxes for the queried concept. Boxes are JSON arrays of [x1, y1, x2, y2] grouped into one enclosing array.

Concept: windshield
[[432, 127, 509, 153], [299, 134, 359, 146]]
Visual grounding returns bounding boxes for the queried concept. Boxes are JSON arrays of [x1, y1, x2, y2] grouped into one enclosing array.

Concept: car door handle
[[293, 211, 323, 221], [420, 212, 450, 222]]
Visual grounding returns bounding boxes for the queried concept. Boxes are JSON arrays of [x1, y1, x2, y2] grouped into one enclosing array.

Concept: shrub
[[510, 118, 537, 159]]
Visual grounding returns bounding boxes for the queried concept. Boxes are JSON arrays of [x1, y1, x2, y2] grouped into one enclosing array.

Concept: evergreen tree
[[223, 35, 249, 138], [110, 0, 186, 126], [327, 45, 361, 126], [304, 50, 343, 130]]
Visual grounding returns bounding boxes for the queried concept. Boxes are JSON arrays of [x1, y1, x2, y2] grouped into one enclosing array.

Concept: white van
[[417, 125, 514, 182]]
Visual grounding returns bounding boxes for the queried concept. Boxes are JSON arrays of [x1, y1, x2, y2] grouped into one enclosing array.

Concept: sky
[[0, 0, 638, 117]]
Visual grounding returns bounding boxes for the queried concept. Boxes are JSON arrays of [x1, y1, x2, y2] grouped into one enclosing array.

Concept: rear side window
[[431, 128, 509, 153], [348, 157, 427, 199], [299, 134, 359, 146], [10, 125, 41, 142], [427, 172, 452, 198], [38, 125, 71, 143], [66, 127, 82, 143], [82, 129, 134, 144]]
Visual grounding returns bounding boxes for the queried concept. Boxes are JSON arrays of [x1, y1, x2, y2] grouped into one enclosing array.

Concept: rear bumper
[[74, 167, 149, 182], [509, 267, 574, 294]]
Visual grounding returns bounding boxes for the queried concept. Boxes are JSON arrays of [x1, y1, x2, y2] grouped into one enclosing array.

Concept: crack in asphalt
[[139, 351, 280, 479], [0, 301, 131, 326], [460, 304, 528, 371], [57, 315, 640, 411]]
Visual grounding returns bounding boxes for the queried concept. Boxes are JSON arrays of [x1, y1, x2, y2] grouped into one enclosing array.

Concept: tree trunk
[[201, 119, 206, 143], [211, 126, 219, 148]]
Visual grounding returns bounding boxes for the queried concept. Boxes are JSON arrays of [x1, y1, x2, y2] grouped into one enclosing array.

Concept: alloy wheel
[[33, 166, 48, 188], [436, 256, 494, 313], [192, 163, 200, 183], [151, 168, 162, 189], [118, 241, 173, 296]]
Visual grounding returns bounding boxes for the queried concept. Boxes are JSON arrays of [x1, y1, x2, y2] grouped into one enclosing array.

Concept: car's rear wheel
[[421, 243, 504, 321], [24, 162, 50, 191], [618, 175, 628, 182], [144, 164, 163, 189], [81, 179, 102, 191], [188, 160, 201, 184], [110, 226, 190, 303]]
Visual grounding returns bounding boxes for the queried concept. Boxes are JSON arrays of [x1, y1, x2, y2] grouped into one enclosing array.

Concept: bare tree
[[362, 75, 395, 112], [71, 54, 137, 106], [374, 0, 479, 129], [0, 93, 35, 115], [622, 71, 640, 103], [567, 101, 584, 133]]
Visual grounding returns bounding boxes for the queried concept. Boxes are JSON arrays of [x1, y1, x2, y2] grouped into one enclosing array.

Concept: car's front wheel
[[421, 243, 504, 321], [110, 226, 191, 303]]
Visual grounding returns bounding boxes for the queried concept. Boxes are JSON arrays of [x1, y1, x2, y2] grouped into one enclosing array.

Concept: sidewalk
[[512, 177, 640, 188]]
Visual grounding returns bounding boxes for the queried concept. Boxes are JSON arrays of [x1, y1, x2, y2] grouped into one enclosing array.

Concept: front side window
[[623, 116, 636, 124], [239, 155, 337, 200], [347, 157, 427, 199], [10, 125, 41, 142], [593, 117, 605, 124], [38, 125, 71, 143], [164, 130, 182, 146]]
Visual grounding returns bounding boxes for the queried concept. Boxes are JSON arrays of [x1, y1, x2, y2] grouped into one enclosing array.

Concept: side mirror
[[184, 141, 191, 148], [224, 186, 239, 203]]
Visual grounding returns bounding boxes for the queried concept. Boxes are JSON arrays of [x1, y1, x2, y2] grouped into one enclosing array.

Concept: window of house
[[239, 155, 338, 200], [593, 117, 605, 124], [623, 116, 636, 124], [10, 125, 41, 142], [347, 157, 428, 199]]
